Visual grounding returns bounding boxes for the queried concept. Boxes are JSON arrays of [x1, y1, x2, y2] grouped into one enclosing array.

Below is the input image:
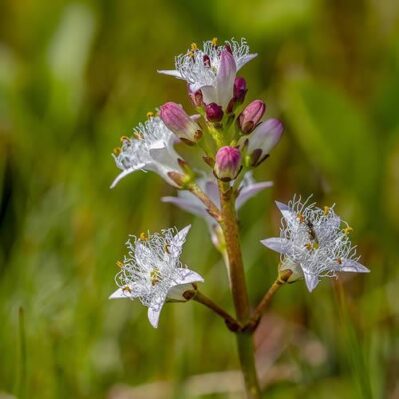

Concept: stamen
[[305, 242, 319, 251], [150, 268, 161, 286], [123, 285, 132, 293], [190, 42, 198, 52], [305, 242, 313, 251], [297, 212, 305, 223], [163, 243, 170, 254], [116, 260, 124, 268], [113, 147, 121, 155], [323, 206, 330, 215], [140, 232, 148, 241], [146, 111, 154, 119], [211, 37, 218, 46], [133, 130, 144, 140], [343, 226, 353, 235], [120, 135, 130, 142]]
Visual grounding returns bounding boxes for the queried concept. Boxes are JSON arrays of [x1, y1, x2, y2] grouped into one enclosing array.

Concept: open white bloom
[[111, 116, 184, 188], [159, 38, 257, 109], [109, 225, 203, 328], [261, 196, 369, 292], [162, 173, 272, 249]]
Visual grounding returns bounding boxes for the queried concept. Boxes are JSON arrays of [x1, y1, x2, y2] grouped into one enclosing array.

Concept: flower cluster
[[261, 197, 369, 291], [110, 225, 203, 328], [110, 38, 283, 190], [109, 38, 369, 330]]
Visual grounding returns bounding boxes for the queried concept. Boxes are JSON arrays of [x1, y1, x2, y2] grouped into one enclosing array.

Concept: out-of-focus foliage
[[1, 0, 398, 398]]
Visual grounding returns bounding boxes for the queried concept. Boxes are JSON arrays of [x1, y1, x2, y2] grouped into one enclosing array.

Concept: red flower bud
[[233, 77, 247, 104], [206, 103, 224, 122]]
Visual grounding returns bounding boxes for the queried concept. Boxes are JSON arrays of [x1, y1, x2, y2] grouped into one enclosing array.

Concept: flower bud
[[227, 77, 247, 113], [279, 258, 301, 283], [215, 49, 237, 110], [238, 100, 266, 134], [214, 146, 242, 181], [159, 102, 202, 145], [206, 103, 224, 122], [242, 119, 283, 167], [233, 77, 247, 104], [188, 87, 203, 107]]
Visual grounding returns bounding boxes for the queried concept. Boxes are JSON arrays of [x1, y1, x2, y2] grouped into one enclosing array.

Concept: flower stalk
[[217, 180, 262, 399], [184, 290, 242, 332], [246, 269, 293, 332], [187, 182, 222, 222]]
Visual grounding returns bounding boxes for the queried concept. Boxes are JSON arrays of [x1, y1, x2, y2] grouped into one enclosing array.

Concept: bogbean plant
[[109, 38, 369, 398]]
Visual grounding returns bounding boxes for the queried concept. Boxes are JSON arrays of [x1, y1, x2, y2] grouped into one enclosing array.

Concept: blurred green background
[[1, 0, 398, 398]]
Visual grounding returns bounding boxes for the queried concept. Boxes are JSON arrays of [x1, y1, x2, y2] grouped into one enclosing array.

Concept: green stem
[[207, 123, 225, 147], [217, 181, 261, 399], [187, 182, 221, 222], [185, 290, 242, 332]]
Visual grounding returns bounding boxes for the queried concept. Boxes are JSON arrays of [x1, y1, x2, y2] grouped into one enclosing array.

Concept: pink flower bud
[[215, 50, 237, 110], [244, 119, 283, 166], [160, 102, 202, 144], [233, 77, 247, 104], [206, 103, 224, 122], [238, 100, 266, 134], [214, 146, 242, 181]]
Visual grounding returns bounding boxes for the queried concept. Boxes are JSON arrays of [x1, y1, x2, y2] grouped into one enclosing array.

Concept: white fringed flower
[[261, 196, 369, 292], [111, 116, 183, 188], [109, 225, 204, 328], [159, 38, 257, 109]]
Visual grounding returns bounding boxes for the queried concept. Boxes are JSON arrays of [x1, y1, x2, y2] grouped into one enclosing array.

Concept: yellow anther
[[336, 257, 343, 265], [305, 242, 318, 251], [123, 285, 132, 293], [150, 268, 161, 286], [139, 232, 148, 241], [343, 226, 353, 235], [190, 42, 198, 52], [133, 130, 144, 140], [323, 206, 330, 215], [113, 147, 121, 155], [120, 135, 130, 143], [116, 260, 124, 268], [187, 50, 195, 58], [211, 37, 218, 46], [305, 242, 313, 251], [297, 212, 305, 223], [146, 111, 154, 119], [163, 243, 170, 254]]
